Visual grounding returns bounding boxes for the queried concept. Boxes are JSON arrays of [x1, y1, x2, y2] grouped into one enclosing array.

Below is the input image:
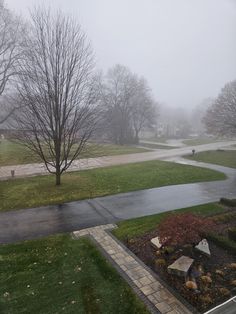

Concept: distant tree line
[[0, 0, 235, 185]]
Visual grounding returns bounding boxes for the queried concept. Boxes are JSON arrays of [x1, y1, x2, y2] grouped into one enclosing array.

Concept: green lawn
[[139, 142, 176, 150], [0, 160, 226, 212], [0, 140, 148, 166], [182, 138, 220, 146], [186, 150, 236, 168], [113, 203, 224, 241], [140, 137, 167, 143], [0, 235, 148, 314]]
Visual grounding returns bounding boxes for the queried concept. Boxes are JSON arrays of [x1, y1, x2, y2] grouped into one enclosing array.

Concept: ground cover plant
[[113, 201, 236, 313], [186, 150, 236, 168], [0, 234, 149, 314], [0, 160, 226, 212]]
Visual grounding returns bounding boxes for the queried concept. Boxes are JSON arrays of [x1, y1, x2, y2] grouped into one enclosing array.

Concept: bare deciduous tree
[[101, 64, 157, 144], [130, 78, 158, 143], [13, 8, 99, 185], [102, 65, 137, 144], [0, 0, 23, 124], [203, 80, 236, 137]]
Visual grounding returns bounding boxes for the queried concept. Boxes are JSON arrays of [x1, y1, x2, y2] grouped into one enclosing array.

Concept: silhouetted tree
[[0, 0, 24, 124], [204, 80, 236, 137], [101, 65, 157, 144], [13, 8, 99, 185]]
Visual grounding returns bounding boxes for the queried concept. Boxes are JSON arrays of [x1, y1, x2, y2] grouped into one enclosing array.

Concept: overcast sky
[[6, 0, 236, 108]]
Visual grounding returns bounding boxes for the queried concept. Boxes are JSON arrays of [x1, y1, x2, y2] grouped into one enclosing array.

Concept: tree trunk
[[55, 163, 61, 186], [134, 130, 139, 144], [56, 171, 61, 185]]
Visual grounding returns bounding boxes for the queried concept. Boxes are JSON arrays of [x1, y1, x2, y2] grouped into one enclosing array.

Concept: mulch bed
[[125, 224, 236, 313]]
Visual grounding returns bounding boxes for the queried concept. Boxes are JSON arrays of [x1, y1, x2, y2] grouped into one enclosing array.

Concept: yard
[[186, 150, 236, 168], [0, 234, 148, 314], [0, 160, 226, 212], [113, 200, 236, 313], [139, 142, 176, 149], [182, 138, 221, 146], [0, 140, 148, 166]]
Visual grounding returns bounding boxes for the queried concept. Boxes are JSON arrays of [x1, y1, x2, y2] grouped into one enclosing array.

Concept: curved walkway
[[0, 141, 236, 180], [73, 224, 192, 314], [0, 158, 236, 244]]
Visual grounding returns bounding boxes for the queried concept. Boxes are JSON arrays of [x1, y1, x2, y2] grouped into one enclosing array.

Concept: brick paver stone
[[72, 224, 192, 314]]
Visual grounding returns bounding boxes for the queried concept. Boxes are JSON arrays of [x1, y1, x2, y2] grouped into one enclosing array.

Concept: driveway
[[0, 158, 236, 244], [0, 140, 236, 180]]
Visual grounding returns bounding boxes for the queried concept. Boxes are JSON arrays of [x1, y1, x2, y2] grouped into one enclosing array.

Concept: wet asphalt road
[[1, 158, 236, 244]]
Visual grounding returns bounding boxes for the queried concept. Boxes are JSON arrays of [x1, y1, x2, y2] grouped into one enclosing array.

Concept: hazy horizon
[[6, 0, 236, 108]]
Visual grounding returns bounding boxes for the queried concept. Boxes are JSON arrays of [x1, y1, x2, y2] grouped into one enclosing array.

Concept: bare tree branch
[[12, 8, 99, 185], [0, 0, 24, 124], [203, 80, 236, 137]]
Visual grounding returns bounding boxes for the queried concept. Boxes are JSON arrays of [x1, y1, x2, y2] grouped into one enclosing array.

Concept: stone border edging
[[72, 224, 194, 314], [87, 234, 159, 314], [107, 229, 198, 314]]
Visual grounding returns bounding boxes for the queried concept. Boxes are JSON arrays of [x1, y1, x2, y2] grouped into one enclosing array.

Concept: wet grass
[[186, 150, 236, 168], [0, 140, 148, 166], [0, 234, 149, 314], [139, 142, 176, 149], [182, 138, 221, 146], [113, 203, 224, 241], [0, 160, 226, 212]]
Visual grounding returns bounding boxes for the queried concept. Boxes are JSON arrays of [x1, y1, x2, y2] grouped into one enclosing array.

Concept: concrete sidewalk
[[1, 141, 236, 180]]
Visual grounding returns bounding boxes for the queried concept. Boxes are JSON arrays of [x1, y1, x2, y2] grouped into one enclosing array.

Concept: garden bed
[[123, 210, 236, 313]]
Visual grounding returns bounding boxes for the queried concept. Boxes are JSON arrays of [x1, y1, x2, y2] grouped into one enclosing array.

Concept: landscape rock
[[195, 239, 211, 256], [151, 236, 162, 249], [168, 255, 194, 277]]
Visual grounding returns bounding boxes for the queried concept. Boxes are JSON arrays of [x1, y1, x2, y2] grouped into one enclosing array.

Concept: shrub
[[158, 213, 216, 246], [213, 212, 236, 223], [207, 234, 236, 255], [185, 281, 197, 290], [230, 263, 236, 270], [164, 246, 175, 254], [228, 228, 236, 242], [220, 198, 236, 207], [219, 287, 230, 296], [215, 269, 224, 276], [155, 258, 166, 267], [231, 280, 236, 286], [199, 295, 213, 305], [200, 275, 212, 284]]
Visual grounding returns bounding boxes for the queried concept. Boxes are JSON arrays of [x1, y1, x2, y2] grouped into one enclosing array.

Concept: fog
[[6, 0, 236, 108]]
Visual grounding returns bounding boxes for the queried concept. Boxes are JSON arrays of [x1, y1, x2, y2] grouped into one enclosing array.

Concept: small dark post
[[192, 149, 196, 156], [11, 170, 15, 178]]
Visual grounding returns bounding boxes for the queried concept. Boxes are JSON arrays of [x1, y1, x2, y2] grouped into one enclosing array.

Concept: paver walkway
[[73, 224, 192, 314], [0, 141, 235, 180]]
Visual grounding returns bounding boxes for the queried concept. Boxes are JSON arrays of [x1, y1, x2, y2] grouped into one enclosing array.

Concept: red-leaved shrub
[[158, 213, 215, 246]]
